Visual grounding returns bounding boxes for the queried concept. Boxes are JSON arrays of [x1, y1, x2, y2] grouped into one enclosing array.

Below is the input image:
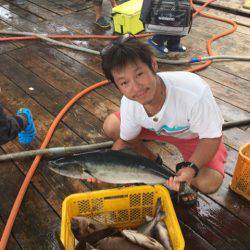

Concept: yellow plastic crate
[[61, 185, 184, 250], [112, 0, 144, 34], [230, 143, 250, 200]]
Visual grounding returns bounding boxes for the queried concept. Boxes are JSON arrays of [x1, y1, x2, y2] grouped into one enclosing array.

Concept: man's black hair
[[101, 38, 154, 84]]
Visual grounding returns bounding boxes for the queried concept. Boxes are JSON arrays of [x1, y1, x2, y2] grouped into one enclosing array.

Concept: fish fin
[[81, 170, 95, 179], [119, 148, 140, 156]]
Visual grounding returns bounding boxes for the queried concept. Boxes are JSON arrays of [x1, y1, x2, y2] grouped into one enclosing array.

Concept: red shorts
[[114, 111, 227, 176]]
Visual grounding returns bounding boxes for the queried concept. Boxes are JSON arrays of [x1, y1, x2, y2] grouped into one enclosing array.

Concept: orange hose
[[0, 33, 152, 42], [188, 0, 237, 72], [193, 0, 216, 17], [0, 0, 238, 248]]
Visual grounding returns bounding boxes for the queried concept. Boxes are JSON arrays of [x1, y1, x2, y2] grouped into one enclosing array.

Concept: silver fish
[[48, 149, 172, 184], [71, 216, 108, 241], [137, 198, 165, 236], [155, 221, 173, 250], [122, 230, 164, 250], [96, 237, 146, 250]]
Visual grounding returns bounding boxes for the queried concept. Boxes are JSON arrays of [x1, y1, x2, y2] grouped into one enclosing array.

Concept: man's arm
[[166, 137, 222, 191], [189, 136, 222, 169]]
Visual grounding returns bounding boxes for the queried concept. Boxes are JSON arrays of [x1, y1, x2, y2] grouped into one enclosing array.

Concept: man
[[100, 34, 227, 205]]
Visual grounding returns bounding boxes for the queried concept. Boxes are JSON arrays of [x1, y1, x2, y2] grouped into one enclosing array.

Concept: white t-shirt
[[120, 71, 224, 141]]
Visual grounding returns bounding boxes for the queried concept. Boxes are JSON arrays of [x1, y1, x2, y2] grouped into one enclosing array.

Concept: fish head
[[48, 156, 88, 179]]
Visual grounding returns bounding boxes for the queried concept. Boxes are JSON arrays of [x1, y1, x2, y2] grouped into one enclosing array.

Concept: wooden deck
[[0, 0, 249, 249]]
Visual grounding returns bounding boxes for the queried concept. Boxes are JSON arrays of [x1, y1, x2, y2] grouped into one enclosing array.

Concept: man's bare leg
[[191, 167, 223, 194]]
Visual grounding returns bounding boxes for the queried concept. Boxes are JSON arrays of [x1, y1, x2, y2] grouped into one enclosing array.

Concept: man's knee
[[192, 168, 224, 194], [103, 113, 120, 140]]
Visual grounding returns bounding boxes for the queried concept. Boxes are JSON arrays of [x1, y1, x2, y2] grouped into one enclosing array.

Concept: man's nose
[[131, 79, 142, 92]]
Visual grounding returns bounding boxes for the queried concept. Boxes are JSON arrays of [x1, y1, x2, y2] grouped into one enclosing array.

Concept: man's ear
[[151, 56, 158, 73]]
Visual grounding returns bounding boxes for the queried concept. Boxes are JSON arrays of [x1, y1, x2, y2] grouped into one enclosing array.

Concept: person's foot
[[167, 45, 187, 53], [16, 108, 36, 145], [95, 16, 111, 30], [147, 38, 168, 58]]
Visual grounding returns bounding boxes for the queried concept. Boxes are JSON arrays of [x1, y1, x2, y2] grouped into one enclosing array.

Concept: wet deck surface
[[0, 0, 249, 249]]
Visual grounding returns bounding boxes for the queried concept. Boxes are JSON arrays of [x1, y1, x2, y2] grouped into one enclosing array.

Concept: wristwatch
[[176, 161, 199, 177]]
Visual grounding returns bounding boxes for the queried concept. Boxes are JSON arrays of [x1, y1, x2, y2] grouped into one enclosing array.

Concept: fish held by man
[[48, 149, 173, 184]]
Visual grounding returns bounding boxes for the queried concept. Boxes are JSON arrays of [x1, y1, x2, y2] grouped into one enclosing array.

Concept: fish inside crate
[[60, 185, 185, 250]]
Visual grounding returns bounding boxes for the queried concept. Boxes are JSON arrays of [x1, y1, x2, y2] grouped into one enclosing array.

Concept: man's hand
[[165, 167, 196, 191]]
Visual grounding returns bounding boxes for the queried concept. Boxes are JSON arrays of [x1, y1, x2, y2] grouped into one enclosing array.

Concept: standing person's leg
[[147, 34, 169, 58], [110, 0, 117, 7], [93, 0, 111, 29], [0, 105, 26, 145], [166, 36, 186, 52]]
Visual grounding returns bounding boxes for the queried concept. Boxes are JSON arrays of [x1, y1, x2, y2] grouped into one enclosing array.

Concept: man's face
[[112, 59, 158, 105]]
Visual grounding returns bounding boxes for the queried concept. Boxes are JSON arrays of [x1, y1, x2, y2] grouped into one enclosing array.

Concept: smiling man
[[101, 34, 227, 206]]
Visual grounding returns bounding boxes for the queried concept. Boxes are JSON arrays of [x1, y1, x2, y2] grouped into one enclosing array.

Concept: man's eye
[[137, 72, 143, 77], [120, 81, 127, 86]]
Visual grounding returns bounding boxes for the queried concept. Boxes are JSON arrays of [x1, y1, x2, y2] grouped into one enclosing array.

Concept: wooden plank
[[178, 221, 216, 250], [0, 5, 38, 31], [0, 219, 21, 250], [52, 9, 114, 35], [0, 148, 61, 249], [198, 66, 250, 96], [223, 127, 250, 150], [6, 46, 119, 121], [3, 0, 59, 20], [27, 43, 121, 105], [192, 9, 250, 35], [0, 0, 44, 23], [0, 18, 28, 49], [27, 0, 73, 16], [203, 7, 250, 27], [193, 0, 250, 15], [177, 210, 237, 250], [47, 0, 92, 12], [205, 77, 249, 112], [0, 55, 106, 142], [209, 174, 250, 226], [215, 99, 250, 123]]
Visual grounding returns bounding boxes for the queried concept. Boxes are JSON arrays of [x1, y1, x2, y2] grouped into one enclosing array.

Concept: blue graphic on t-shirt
[[149, 124, 189, 135]]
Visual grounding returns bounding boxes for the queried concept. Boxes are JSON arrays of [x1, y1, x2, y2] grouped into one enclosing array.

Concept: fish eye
[[88, 223, 96, 230]]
